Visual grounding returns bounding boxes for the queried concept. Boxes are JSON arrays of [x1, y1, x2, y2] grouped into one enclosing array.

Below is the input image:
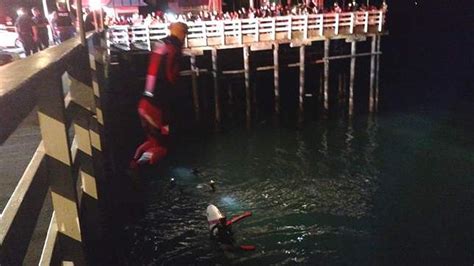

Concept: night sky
[[380, 0, 473, 110]]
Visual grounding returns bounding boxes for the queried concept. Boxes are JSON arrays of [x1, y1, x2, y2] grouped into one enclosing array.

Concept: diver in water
[[207, 204, 255, 251], [210, 216, 234, 246]]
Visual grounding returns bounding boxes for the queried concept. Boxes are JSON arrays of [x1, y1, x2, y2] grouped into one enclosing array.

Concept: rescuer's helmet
[[169, 22, 188, 43]]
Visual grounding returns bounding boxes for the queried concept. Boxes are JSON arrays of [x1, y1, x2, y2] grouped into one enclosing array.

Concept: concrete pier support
[[349, 41, 356, 116]]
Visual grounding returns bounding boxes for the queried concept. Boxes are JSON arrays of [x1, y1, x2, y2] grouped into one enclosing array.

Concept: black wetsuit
[[211, 223, 234, 245]]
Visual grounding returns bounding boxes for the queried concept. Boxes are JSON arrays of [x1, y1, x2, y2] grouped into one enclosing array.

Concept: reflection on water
[[124, 110, 474, 265]]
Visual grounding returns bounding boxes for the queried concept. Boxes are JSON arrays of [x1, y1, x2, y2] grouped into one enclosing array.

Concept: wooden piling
[[319, 70, 323, 108], [243, 45, 251, 128], [190, 54, 200, 121], [375, 35, 381, 111], [227, 83, 234, 105], [298, 45, 305, 123], [273, 43, 280, 115], [369, 35, 376, 112], [212, 48, 221, 125], [349, 40, 356, 116], [323, 39, 330, 112], [338, 73, 343, 106]]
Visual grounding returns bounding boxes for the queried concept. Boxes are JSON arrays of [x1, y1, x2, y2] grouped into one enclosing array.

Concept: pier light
[[89, 0, 102, 10], [165, 12, 178, 22], [88, 0, 104, 31], [16, 9, 25, 16]]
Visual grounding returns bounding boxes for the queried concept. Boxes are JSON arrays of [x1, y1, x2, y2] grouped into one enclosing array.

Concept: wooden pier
[[108, 11, 386, 126], [1, 9, 387, 265]]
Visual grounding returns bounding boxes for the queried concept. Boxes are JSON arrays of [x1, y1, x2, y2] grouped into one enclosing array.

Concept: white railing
[[107, 10, 385, 50]]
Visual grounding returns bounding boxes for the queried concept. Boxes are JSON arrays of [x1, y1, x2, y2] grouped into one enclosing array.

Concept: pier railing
[[107, 10, 385, 50], [0, 34, 108, 265]]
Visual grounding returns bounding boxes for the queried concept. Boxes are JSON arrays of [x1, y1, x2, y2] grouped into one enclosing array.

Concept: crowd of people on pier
[[10, 2, 110, 56], [109, 1, 387, 26], [12, 2, 77, 56], [8, 0, 386, 56]]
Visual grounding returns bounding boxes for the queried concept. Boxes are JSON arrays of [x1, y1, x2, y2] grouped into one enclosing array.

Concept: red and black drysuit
[[132, 35, 183, 166]]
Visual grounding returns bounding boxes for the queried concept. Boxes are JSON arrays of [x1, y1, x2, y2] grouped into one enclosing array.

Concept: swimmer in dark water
[[209, 179, 216, 192], [210, 217, 234, 246], [207, 204, 255, 251]]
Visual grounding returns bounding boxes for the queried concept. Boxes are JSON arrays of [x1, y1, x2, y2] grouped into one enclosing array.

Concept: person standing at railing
[[31, 7, 50, 50], [14, 8, 38, 56], [333, 2, 342, 13], [130, 22, 189, 167], [51, 2, 75, 43]]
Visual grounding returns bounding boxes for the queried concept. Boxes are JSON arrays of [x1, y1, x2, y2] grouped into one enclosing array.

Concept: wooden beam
[[349, 41, 356, 116], [323, 39, 330, 112], [375, 35, 381, 111], [212, 48, 221, 125], [243, 45, 251, 128], [369, 35, 376, 112], [273, 43, 280, 115], [190, 54, 200, 121], [37, 70, 86, 265], [298, 45, 305, 123], [0, 143, 48, 265]]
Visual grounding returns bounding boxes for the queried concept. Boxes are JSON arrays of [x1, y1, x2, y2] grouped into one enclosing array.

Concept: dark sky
[[381, 0, 474, 109]]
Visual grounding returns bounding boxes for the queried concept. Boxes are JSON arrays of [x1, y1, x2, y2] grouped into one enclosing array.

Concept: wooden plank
[[0, 143, 48, 265], [0, 37, 84, 143], [39, 213, 59, 266], [36, 68, 85, 264]]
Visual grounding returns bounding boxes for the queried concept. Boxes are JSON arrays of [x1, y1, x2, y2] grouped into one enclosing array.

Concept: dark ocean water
[[112, 4, 474, 264], [122, 105, 473, 265]]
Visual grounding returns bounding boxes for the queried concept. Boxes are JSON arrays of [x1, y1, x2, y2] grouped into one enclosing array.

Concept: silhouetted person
[[15, 8, 38, 56], [84, 9, 96, 32], [51, 2, 75, 43], [31, 7, 49, 50]]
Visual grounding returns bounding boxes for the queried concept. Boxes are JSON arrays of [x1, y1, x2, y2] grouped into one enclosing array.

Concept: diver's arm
[[226, 211, 252, 226]]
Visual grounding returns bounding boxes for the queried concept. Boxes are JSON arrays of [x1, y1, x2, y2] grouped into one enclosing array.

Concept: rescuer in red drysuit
[[131, 22, 188, 167]]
